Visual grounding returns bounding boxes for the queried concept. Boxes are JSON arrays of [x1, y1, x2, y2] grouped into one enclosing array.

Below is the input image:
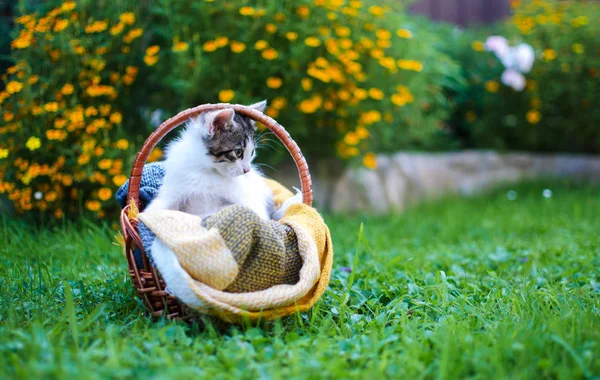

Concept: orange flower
[[119, 12, 136, 25], [85, 200, 101, 211], [363, 152, 377, 169], [266, 77, 283, 89], [144, 54, 159, 66], [113, 175, 127, 187], [305, 36, 321, 47], [98, 187, 112, 201], [218, 89, 235, 102], [262, 48, 278, 60], [396, 29, 413, 39], [230, 41, 246, 53], [368, 88, 384, 100]]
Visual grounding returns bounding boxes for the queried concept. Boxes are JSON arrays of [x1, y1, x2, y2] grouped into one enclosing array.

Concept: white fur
[[145, 106, 274, 220]]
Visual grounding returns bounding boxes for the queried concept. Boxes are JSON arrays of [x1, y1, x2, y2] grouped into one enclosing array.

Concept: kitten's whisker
[[254, 163, 279, 173]]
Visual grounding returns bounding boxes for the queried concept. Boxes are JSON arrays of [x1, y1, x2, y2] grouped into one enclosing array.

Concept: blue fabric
[[115, 162, 166, 208], [116, 162, 165, 268]]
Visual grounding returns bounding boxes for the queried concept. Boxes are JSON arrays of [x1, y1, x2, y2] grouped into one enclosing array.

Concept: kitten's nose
[[243, 168, 250, 174]]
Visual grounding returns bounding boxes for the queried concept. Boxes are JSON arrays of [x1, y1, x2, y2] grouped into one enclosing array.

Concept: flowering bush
[[1, 0, 462, 220], [448, 0, 600, 152], [144, 0, 462, 165], [0, 1, 162, 220]]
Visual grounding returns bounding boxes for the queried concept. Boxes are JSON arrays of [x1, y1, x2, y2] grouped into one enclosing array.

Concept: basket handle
[[126, 103, 313, 207]]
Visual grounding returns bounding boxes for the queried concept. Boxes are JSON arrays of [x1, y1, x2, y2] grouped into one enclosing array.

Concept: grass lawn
[[1, 181, 599, 379]]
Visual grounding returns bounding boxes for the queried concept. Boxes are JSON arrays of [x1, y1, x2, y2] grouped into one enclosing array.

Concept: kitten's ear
[[248, 100, 267, 113], [209, 109, 235, 135]]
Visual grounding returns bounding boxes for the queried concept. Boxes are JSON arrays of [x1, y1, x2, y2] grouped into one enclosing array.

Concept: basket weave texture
[[119, 104, 322, 321]]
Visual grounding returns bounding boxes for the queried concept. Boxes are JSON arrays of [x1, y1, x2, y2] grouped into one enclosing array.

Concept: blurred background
[[0, 0, 599, 221]]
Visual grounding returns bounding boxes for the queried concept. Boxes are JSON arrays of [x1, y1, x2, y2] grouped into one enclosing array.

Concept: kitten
[[144, 101, 275, 220]]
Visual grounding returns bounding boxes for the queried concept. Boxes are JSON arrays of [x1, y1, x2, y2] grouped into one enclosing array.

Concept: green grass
[[1, 181, 599, 379]]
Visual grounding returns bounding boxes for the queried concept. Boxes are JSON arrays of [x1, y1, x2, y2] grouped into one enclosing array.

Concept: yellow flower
[[203, 41, 217, 52], [572, 43, 584, 55], [144, 54, 159, 66], [262, 48, 278, 60], [254, 40, 269, 50], [54, 118, 67, 128], [301, 78, 312, 91], [397, 60, 423, 72], [266, 77, 283, 89], [472, 41, 484, 52], [85, 20, 108, 34], [146, 45, 160, 55], [344, 132, 359, 145], [526, 110, 541, 124], [28, 75, 39, 84], [369, 6, 385, 16], [485, 80, 499, 93], [6, 81, 23, 94], [85, 200, 101, 211], [44, 102, 59, 112], [110, 112, 123, 124], [239, 6, 255, 16], [356, 126, 369, 139], [53, 19, 69, 32], [119, 12, 136, 25], [336, 26, 351, 37], [230, 41, 246, 53], [296, 5, 310, 18], [98, 187, 112, 201], [368, 88, 384, 100], [123, 28, 143, 43], [396, 28, 413, 39], [542, 48, 557, 61], [3, 111, 14, 122], [61, 83, 74, 95], [26, 137, 41, 151], [113, 174, 128, 187], [274, 12, 286, 22], [46, 130, 67, 141], [285, 32, 298, 41], [78, 153, 91, 165], [266, 23, 277, 33], [215, 37, 229, 47], [376, 29, 391, 40], [218, 89, 235, 102], [0, 148, 9, 159], [61, 1, 76, 11], [370, 49, 384, 59], [173, 41, 189, 53], [327, 12, 337, 20], [116, 139, 129, 150], [354, 88, 367, 100], [363, 152, 377, 169], [272, 97, 287, 110], [110, 22, 124, 35], [305, 36, 321, 47]]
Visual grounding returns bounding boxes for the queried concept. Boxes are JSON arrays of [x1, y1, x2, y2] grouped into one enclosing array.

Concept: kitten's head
[[196, 100, 266, 178]]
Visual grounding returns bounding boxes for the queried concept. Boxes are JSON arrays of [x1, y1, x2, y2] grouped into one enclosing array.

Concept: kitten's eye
[[235, 149, 244, 158]]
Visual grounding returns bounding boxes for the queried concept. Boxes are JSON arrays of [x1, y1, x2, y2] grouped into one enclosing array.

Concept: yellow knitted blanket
[[138, 179, 333, 323]]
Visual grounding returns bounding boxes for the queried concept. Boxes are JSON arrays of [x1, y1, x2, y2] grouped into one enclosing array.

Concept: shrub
[[1, 0, 463, 221], [0, 1, 161, 220], [448, 0, 600, 152], [144, 0, 463, 165]]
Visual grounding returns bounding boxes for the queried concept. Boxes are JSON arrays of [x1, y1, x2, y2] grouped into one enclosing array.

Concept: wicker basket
[[120, 103, 313, 320]]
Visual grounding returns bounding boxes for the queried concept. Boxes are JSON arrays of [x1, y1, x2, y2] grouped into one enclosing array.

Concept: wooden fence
[[409, 0, 511, 26]]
